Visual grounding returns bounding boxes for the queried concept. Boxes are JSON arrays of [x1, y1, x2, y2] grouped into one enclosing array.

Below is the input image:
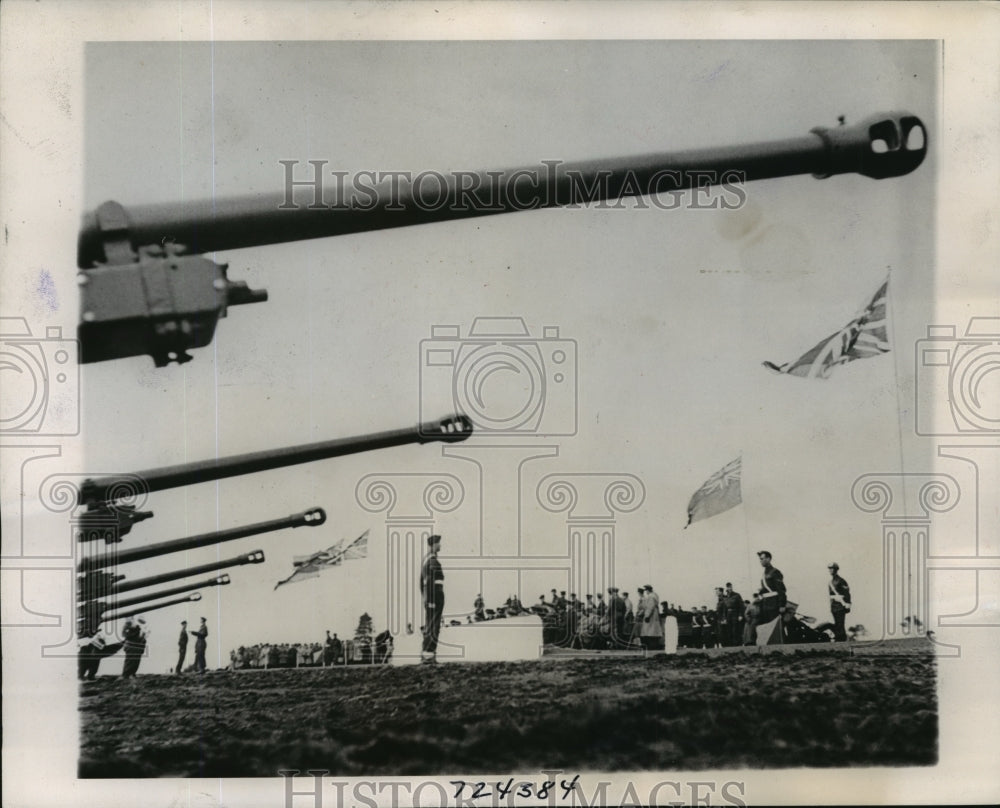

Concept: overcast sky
[[68, 40, 935, 673]]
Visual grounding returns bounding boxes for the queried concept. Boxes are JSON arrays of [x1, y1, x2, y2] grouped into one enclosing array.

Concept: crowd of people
[[226, 627, 395, 670], [459, 551, 856, 650], [78, 547, 855, 678]]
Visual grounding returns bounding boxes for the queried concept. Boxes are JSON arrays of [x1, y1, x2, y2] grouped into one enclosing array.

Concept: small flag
[[273, 530, 369, 590], [341, 530, 368, 561], [763, 278, 890, 379], [685, 457, 742, 527]]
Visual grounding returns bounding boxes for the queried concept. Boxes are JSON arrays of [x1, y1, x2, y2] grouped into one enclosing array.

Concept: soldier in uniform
[[121, 617, 147, 679], [723, 583, 744, 647], [713, 587, 727, 647], [607, 587, 626, 645], [323, 630, 336, 666], [474, 593, 486, 622], [756, 550, 787, 624], [621, 591, 635, 641], [176, 620, 188, 674], [419, 534, 445, 663], [827, 562, 852, 642], [191, 616, 209, 673]]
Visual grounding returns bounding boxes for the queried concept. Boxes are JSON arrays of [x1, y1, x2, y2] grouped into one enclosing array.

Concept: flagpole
[[739, 451, 754, 593], [884, 265, 910, 514]]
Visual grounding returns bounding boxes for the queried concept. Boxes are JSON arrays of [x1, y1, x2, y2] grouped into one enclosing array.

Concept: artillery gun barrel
[[78, 508, 325, 570], [90, 575, 230, 614], [110, 550, 265, 595], [79, 416, 471, 505], [101, 592, 201, 623], [78, 113, 927, 267]]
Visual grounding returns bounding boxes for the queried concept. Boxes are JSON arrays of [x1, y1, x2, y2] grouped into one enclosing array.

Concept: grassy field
[[79, 644, 937, 777]]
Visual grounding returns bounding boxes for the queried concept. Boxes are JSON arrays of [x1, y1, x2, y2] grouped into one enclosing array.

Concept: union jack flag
[[273, 529, 369, 589], [685, 457, 742, 527], [763, 278, 890, 379]]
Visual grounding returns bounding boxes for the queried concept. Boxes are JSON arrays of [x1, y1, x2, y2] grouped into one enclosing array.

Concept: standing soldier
[[419, 534, 445, 663], [621, 591, 635, 642], [827, 562, 852, 642], [639, 585, 664, 651], [723, 583, 744, 647], [473, 593, 485, 622], [742, 597, 757, 645], [713, 587, 727, 647], [191, 616, 209, 673], [176, 620, 188, 674], [756, 550, 787, 624], [121, 617, 148, 679]]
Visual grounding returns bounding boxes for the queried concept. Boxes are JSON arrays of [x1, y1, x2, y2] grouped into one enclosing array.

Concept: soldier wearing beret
[[756, 551, 787, 624], [419, 534, 445, 663]]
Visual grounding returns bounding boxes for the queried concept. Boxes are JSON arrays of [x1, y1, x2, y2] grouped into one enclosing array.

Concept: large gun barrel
[[78, 574, 229, 631], [78, 415, 471, 506], [78, 113, 926, 267], [101, 591, 201, 623], [109, 550, 265, 595], [76, 113, 926, 366], [78, 508, 325, 567]]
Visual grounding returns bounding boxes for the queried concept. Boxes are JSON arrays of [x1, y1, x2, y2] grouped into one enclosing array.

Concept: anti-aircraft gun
[[77, 552, 265, 637], [76, 508, 325, 628], [77, 415, 472, 514], [100, 591, 203, 624], [74, 416, 471, 649], [76, 112, 927, 366], [79, 574, 230, 630]]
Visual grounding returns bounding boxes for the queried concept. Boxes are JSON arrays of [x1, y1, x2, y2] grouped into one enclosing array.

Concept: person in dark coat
[[713, 587, 727, 647], [374, 629, 393, 664], [419, 534, 445, 662], [176, 620, 188, 674], [607, 587, 627, 646], [723, 583, 744, 647], [743, 597, 758, 645], [191, 617, 209, 673], [78, 628, 124, 681], [827, 562, 852, 642], [121, 617, 147, 678], [756, 550, 787, 624]]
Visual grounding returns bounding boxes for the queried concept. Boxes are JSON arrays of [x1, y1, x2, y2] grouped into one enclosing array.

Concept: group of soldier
[[79, 542, 852, 679], [77, 614, 209, 680], [416, 535, 854, 661], [476, 585, 667, 651]]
